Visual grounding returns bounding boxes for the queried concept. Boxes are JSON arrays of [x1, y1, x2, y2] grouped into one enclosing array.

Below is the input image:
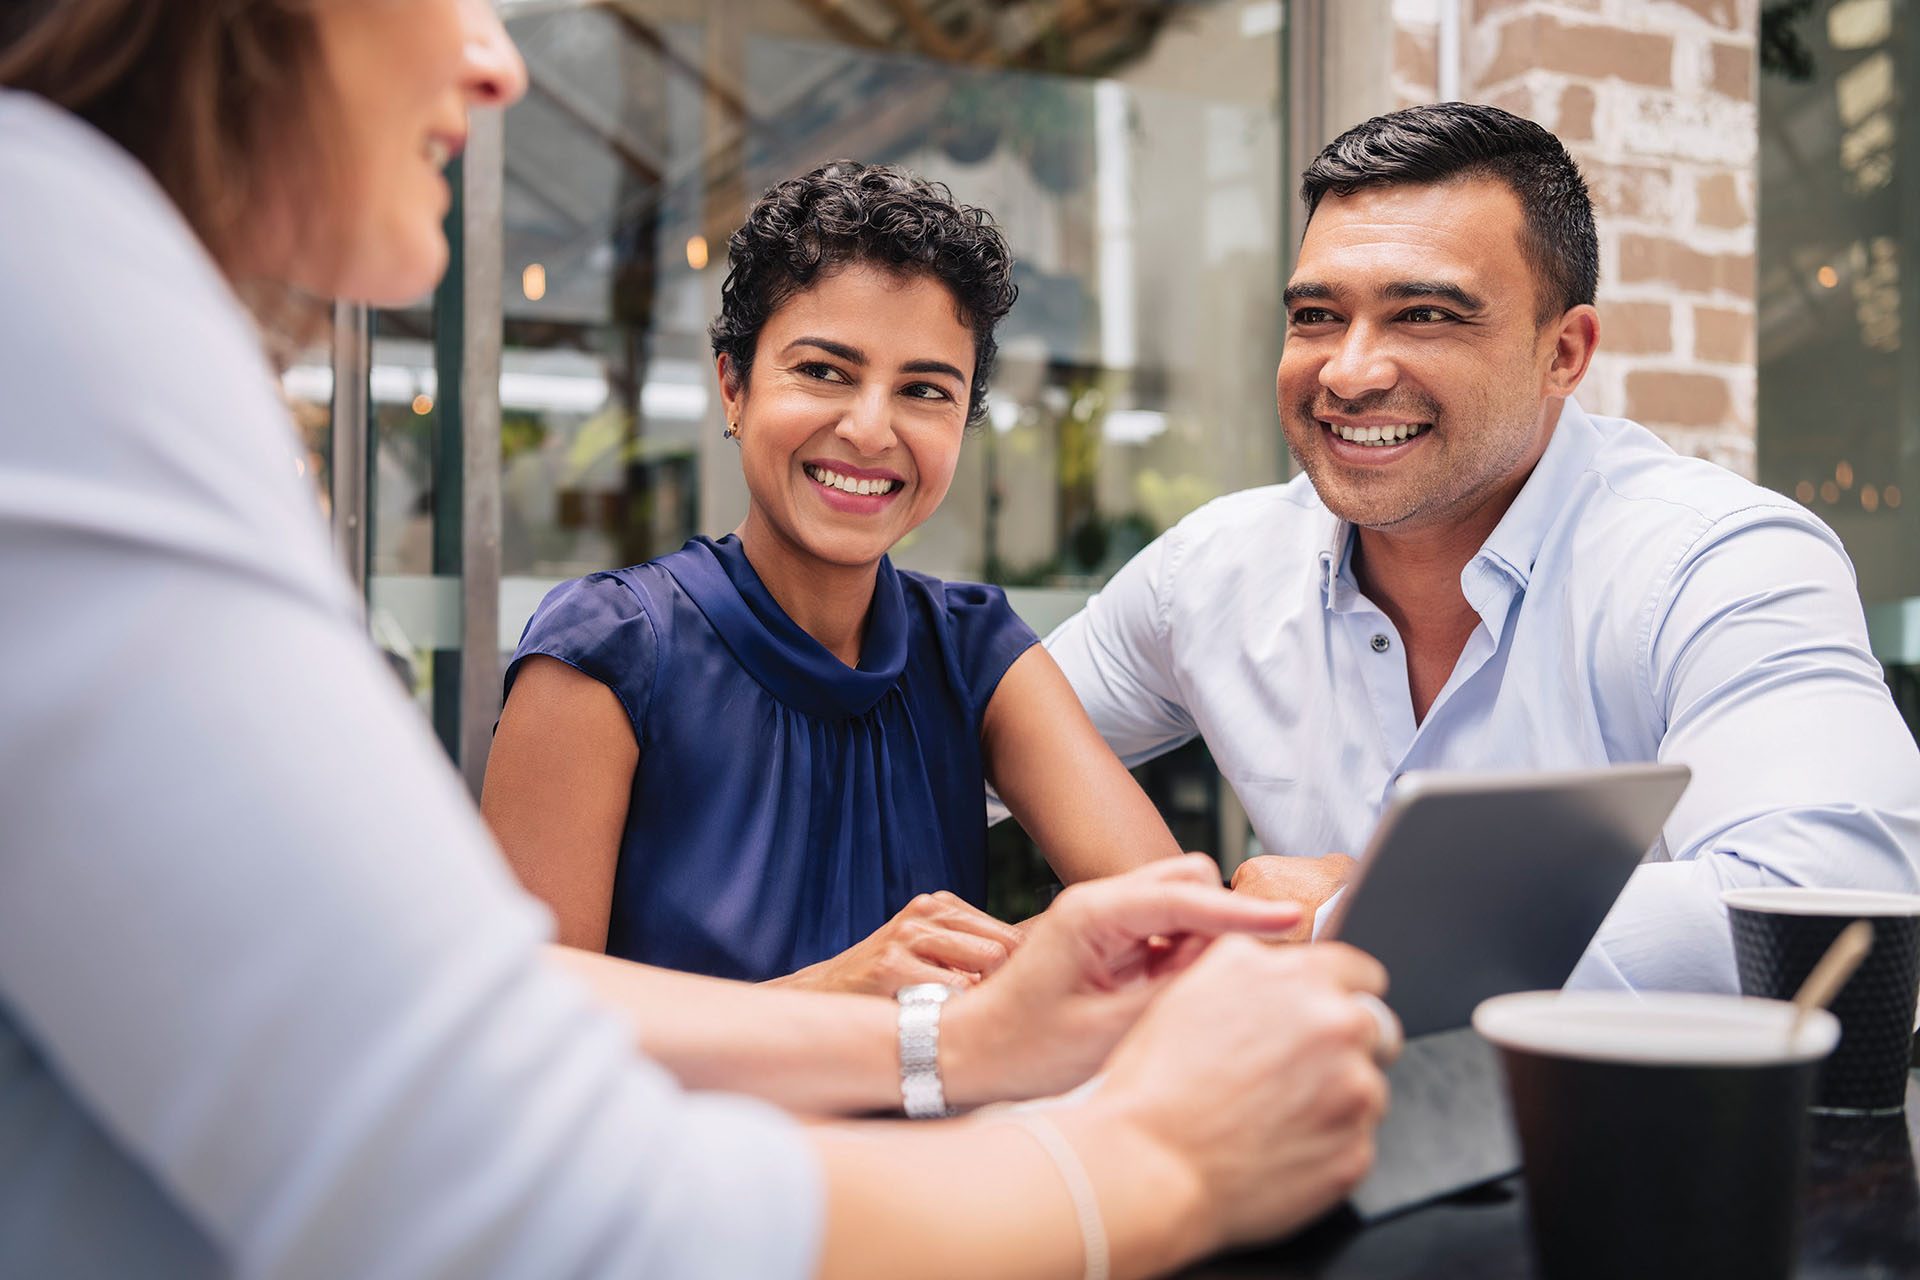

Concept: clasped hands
[[787, 853, 1387, 1105], [909, 854, 1396, 1250], [790, 854, 1393, 1248], [774, 889, 1025, 994], [779, 849, 1360, 998]]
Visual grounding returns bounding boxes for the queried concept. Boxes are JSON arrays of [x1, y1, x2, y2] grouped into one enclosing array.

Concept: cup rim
[[1472, 991, 1840, 1066], [1720, 887, 1920, 917]]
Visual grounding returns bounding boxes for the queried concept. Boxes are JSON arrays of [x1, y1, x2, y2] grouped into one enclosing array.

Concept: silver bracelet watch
[[895, 982, 954, 1119]]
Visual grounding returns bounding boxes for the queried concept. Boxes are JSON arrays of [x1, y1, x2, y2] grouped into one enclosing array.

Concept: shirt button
[[1370, 633, 1391, 653]]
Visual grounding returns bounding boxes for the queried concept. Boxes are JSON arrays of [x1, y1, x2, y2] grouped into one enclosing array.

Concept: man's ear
[[1544, 304, 1600, 399]]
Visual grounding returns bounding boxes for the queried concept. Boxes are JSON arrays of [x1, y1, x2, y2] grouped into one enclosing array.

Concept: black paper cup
[[1723, 887, 1920, 1115], [1474, 991, 1838, 1280]]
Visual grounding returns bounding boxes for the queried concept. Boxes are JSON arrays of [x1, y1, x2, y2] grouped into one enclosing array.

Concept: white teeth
[[424, 138, 450, 168], [806, 464, 899, 496], [1326, 421, 1427, 447]]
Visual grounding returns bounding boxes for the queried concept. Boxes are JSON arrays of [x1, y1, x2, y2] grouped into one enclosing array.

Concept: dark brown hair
[[1301, 102, 1598, 325], [0, 0, 345, 348], [711, 161, 1019, 429]]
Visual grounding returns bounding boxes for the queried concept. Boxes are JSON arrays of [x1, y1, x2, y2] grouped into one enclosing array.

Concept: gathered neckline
[[659, 534, 909, 720]]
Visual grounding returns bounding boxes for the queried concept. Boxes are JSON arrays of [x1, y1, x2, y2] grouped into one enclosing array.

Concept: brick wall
[[1392, 0, 1442, 107], [1392, 0, 1760, 476]]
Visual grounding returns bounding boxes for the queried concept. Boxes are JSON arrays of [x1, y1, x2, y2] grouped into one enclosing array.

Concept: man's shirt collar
[[1315, 508, 1351, 609], [1473, 397, 1604, 591]]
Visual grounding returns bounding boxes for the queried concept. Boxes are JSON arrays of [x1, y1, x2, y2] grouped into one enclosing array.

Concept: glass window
[[488, 2, 1291, 899], [283, 331, 335, 524], [496, 0, 1289, 604], [291, 229, 466, 748], [364, 306, 457, 730], [1758, 0, 1918, 647], [308, 2, 1293, 898]]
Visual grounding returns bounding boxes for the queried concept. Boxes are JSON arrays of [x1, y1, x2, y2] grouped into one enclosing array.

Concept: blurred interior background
[[284, 0, 1919, 918]]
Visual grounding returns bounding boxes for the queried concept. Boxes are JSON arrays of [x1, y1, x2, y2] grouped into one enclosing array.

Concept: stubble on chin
[[1311, 466, 1436, 533], [1282, 406, 1441, 532]]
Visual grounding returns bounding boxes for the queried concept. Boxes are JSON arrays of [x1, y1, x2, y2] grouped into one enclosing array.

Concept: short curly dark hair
[[709, 160, 1018, 428]]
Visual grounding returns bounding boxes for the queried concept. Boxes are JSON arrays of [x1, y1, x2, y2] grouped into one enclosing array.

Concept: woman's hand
[[803, 869, 1388, 1280], [1080, 936, 1395, 1255], [940, 855, 1305, 1105], [772, 892, 1024, 995]]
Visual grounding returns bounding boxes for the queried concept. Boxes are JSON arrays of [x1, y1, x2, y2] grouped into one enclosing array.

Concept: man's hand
[[771, 892, 1023, 995], [941, 855, 1302, 1105], [1230, 853, 1357, 942]]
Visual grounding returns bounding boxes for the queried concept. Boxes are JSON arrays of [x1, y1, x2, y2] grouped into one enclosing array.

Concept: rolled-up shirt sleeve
[[0, 93, 821, 1279], [1572, 509, 1920, 991]]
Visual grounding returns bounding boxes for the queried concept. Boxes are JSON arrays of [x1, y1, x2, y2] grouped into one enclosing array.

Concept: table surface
[[1182, 1075, 1920, 1278]]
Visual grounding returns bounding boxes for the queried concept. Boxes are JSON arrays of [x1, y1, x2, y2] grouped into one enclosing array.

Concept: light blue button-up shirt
[[1047, 400, 1920, 992]]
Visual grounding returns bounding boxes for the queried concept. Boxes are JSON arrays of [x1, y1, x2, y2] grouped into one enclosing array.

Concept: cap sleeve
[[504, 573, 661, 747], [943, 580, 1040, 721]]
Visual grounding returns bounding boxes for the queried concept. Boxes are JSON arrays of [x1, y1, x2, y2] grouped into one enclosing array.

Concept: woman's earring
[[724, 420, 739, 440]]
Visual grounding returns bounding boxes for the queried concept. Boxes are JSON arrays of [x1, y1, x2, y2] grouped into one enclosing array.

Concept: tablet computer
[[1323, 763, 1691, 1039]]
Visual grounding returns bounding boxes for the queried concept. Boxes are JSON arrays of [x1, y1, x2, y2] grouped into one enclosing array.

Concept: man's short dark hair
[[710, 160, 1017, 428], [1300, 102, 1598, 324]]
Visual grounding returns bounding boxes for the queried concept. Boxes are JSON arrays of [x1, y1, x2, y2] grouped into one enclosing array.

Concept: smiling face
[[723, 263, 975, 571], [1278, 178, 1589, 538], [301, 0, 527, 304]]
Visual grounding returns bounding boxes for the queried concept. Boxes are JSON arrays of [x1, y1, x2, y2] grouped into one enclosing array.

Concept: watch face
[[898, 982, 954, 1004]]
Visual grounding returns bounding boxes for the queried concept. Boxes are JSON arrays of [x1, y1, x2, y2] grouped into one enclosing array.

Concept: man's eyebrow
[[783, 336, 866, 363], [1282, 281, 1334, 307], [1382, 280, 1487, 311]]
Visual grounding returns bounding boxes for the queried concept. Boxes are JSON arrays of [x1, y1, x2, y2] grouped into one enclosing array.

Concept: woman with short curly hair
[[483, 161, 1184, 991]]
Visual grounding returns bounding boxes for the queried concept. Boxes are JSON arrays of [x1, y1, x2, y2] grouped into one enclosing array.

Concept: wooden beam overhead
[[525, 75, 664, 184], [792, 0, 892, 50], [604, 0, 757, 123]]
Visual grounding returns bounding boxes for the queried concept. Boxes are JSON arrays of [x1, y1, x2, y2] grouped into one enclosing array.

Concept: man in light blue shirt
[[1047, 102, 1920, 993]]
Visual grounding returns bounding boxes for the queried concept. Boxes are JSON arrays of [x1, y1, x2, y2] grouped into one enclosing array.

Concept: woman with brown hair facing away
[[0, 3, 1395, 1278]]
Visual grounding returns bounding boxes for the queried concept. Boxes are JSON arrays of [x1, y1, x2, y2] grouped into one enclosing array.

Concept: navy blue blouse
[[506, 534, 1038, 981]]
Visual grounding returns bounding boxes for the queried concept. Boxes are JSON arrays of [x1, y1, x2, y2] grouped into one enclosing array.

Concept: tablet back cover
[[1329, 764, 1690, 1039]]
